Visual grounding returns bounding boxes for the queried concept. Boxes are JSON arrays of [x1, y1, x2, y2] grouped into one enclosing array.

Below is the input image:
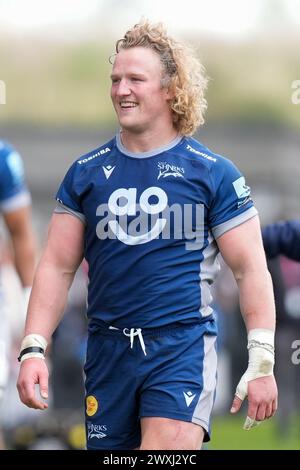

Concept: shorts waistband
[[88, 317, 215, 356], [88, 318, 205, 338]]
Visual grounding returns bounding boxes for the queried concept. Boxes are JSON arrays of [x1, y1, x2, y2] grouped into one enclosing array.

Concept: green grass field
[[208, 415, 300, 450]]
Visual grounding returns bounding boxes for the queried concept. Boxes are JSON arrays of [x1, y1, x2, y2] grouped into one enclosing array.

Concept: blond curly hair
[[115, 20, 208, 136]]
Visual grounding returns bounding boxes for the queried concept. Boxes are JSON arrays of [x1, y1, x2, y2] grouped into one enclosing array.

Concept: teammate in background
[[262, 219, 300, 437], [17, 20, 277, 450], [0, 140, 35, 448], [262, 219, 300, 261]]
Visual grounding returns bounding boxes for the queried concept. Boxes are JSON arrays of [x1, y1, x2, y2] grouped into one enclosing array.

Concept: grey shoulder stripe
[[212, 207, 258, 240], [54, 202, 86, 224]]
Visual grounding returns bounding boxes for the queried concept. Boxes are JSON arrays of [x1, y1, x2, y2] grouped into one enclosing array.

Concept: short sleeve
[[0, 145, 31, 212], [55, 162, 84, 216], [209, 157, 257, 239]]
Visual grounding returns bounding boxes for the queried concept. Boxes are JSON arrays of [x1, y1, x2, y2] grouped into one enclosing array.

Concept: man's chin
[[119, 121, 145, 134]]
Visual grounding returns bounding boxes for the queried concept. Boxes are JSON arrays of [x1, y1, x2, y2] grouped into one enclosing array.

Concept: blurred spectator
[[262, 220, 300, 437], [262, 220, 300, 261], [0, 139, 36, 448], [214, 219, 300, 432]]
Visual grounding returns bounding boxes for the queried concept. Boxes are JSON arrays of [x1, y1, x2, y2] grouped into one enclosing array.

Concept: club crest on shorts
[[86, 395, 98, 416]]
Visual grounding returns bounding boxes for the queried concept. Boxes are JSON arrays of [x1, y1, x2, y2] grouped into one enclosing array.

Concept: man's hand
[[17, 358, 49, 410], [230, 375, 278, 429], [229, 328, 277, 430]]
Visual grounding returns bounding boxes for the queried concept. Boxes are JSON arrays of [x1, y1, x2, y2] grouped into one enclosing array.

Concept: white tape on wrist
[[235, 328, 275, 401], [18, 334, 48, 363], [235, 328, 275, 431]]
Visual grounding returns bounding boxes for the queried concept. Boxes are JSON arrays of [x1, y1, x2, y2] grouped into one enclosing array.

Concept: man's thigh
[[139, 322, 218, 445], [140, 417, 205, 450], [84, 333, 141, 449]]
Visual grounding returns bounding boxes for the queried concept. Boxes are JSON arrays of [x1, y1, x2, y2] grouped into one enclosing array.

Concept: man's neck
[[120, 127, 179, 154]]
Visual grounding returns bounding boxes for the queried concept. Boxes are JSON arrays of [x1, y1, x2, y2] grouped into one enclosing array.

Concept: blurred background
[[0, 0, 300, 450]]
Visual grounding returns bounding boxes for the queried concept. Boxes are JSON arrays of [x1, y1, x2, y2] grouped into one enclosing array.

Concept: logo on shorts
[[87, 422, 107, 439], [183, 391, 196, 407], [86, 395, 98, 416]]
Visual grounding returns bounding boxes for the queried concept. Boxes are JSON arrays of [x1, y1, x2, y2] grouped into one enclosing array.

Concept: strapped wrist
[[235, 328, 275, 401], [246, 328, 275, 376], [247, 328, 275, 355], [18, 334, 48, 363]]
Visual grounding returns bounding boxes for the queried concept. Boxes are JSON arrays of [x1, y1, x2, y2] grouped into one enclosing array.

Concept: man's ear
[[166, 89, 175, 100], [161, 74, 175, 100], [164, 84, 175, 101]]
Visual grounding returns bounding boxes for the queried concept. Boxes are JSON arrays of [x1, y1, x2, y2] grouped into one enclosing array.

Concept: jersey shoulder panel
[[183, 136, 248, 193], [180, 136, 220, 166], [74, 137, 116, 168], [177, 137, 256, 232], [55, 137, 116, 213]]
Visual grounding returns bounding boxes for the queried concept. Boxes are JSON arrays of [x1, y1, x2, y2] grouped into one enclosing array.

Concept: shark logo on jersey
[[157, 162, 184, 180], [232, 177, 251, 199]]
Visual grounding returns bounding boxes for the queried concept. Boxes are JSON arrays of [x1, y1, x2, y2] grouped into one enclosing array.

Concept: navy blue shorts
[[84, 319, 218, 450]]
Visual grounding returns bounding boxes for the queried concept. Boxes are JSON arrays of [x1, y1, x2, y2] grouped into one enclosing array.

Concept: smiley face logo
[[105, 187, 168, 245], [86, 395, 98, 416]]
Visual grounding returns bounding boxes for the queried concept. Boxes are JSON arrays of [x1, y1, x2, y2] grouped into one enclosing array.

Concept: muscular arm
[[3, 205, 35, 287], [217, 215, 275, 331], [217, 215, 277, 425], [17, 212, 84, 409], [24, 212, 84, 341]]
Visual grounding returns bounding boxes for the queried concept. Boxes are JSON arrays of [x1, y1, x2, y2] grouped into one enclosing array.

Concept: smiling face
[[110, 47, 174, 135]]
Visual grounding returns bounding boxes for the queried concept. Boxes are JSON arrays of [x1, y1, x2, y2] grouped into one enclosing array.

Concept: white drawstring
[[108, 325, 147, 355], [123, 328, 147, 356]]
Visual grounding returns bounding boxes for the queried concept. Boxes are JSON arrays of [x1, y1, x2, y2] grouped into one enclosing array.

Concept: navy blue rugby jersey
[[0, 140, 31, 214], [55, 134, 257, 328], [262, 220, 300, 261]]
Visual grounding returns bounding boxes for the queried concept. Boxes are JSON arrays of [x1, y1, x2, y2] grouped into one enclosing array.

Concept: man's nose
[[116, 79, 131, 96]]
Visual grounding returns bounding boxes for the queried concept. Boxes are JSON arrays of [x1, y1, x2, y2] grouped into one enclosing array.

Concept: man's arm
[[17, 212, 84, 409], [3, 205, 35, 287], [262, 219, 300, 261], [217, 215, 278, 426]]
